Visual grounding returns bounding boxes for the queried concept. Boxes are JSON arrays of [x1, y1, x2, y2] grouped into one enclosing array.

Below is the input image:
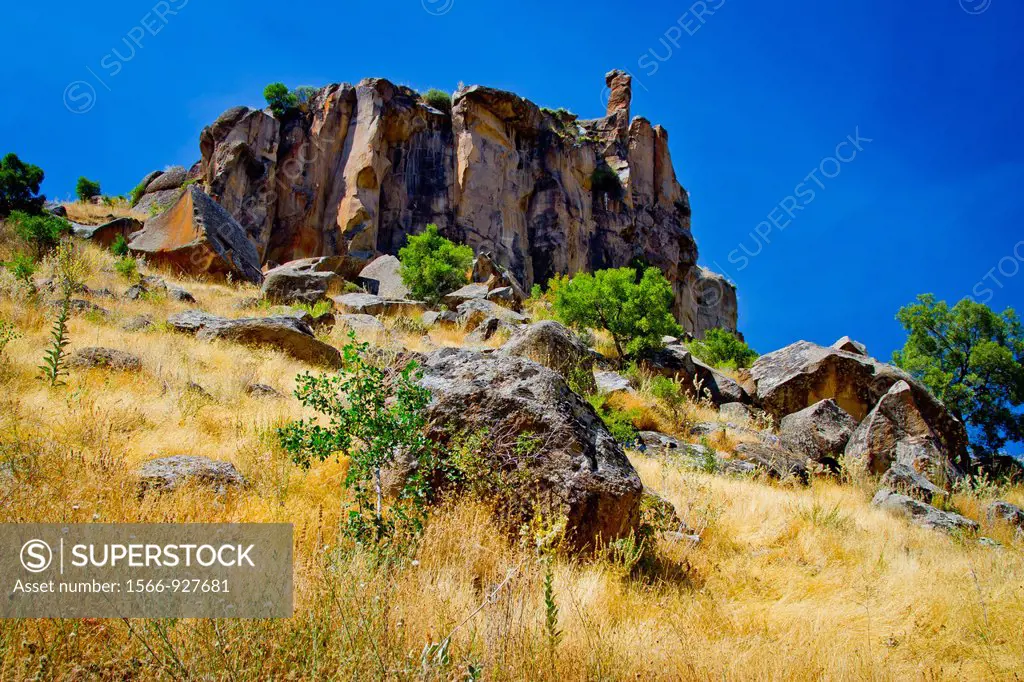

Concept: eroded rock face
[[197, 74, 737, 338], [262, 260, 341, 304], [499, 321, 595, 392], [71, 217, 143, 248], [779, 399, 858, 467], [417, 348, 643, 546], [128, 186, 264, 284]]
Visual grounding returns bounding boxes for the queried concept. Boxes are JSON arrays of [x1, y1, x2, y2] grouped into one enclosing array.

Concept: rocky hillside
[[190, 71, 736, 338]]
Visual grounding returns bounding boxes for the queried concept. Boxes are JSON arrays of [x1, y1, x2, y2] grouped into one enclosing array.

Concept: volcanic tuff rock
[[197, 73, 737, 338]]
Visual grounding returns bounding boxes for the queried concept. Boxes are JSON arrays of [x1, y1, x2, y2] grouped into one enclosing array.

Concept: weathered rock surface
[[442, 283, 490, 307], [71, 217, 143, 248], [872, 489, 978, 535], [68, 347, 142, 372], [779, 399, 858, 467], [337, 313, 388, 338], [987, 501, 1024, 531], [595, 370, 634, 395], [332, 292, 425, 316], [245, 383, 283, 399], [129, 186, 264, 284], [146, 166, 188, 193], [262, 260, 341, 304], [471, 252, 528, 308], [456, 298, 528, 329], [832, 336, 868, 356], [357, 255, 409, 299], [416, 348, 643, 546], [169, 311, 341, 367], [733, 443, 809, 483], [719, 402, 754, 426], [642, 345, 748, 406], [880, 464, 947, 502], [136, 455, 246, 494], [464, 316, 516, 344], [196, 74, 737, 337], [499, 321, 595, 392]]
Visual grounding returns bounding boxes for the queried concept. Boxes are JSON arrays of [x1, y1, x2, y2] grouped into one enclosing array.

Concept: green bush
[[5, 253, 37, 288], [110, 234, 129, 257], [0, 153, 45, 217], [293, 85, 317, 106], [264, 82, 298, 117], [278, 334, 436, 550], [398, 224, 474, 305], [552, 267, 682, 359], [8, 211, 71, 259], [75, 177, 101, 202], [129, 178, 149, 207], [587, 393, 640, 447], [591, 166, 622, 198], [688, 328, 758, 370], [114, 256, 138, 282], [423, 89, 452, 115]]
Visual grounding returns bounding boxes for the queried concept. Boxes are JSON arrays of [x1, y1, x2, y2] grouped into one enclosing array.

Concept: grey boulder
[[779, 399, 858, 468], [872, 489, 978, 535], [136, 456, 246, 495]]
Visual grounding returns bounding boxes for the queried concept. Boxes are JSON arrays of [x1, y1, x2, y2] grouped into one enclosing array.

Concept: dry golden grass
[[62, 199, 145, 225], [0, 240, 1022, 680]]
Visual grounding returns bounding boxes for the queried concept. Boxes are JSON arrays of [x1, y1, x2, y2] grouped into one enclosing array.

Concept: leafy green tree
[[552, 267, 682, 358], [263, 82, 298, 117], [422, 88, 452, 115], [0, 153, 45, 217], [75, 176, 101, 202], [398, 224, 474, 305], [293, 85, 317, 106], [8, 211, 71, 259], [893, 294, 1024, 458], [689, 328, 758, 370]]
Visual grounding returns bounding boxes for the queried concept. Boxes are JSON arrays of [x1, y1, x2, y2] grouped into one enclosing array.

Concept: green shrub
[[5, 253, 37, 288], [688, 328, 758, 370], [552, 267, 682, 359], [110, 234, 129, 257], [587, 394, 640, 446], [591, 166, 622, 198], [278, 334, 436, 550], [114, 256, 138, 282], [293, 85, 317, 106], [423, 89, 452, 115], [0, 153, 45, 217], [75, 177, 101, 202], [129, 178, 149, 207], [264, 82, 298, 117], [8, 211, 71, 259], [38, 242, 83, 388], [398, 224, 474, 305], [0, 319, 20, 359]]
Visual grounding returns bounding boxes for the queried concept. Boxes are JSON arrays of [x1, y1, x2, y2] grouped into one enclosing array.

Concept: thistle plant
[[38, 241, 83, 387]]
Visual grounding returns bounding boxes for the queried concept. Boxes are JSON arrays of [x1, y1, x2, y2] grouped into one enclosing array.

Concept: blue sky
[[2, 0, 1022, 364]]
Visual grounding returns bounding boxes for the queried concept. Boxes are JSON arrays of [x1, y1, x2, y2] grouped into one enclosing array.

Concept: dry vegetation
[[0, 238, 1022, 680], [61, 199, 145, 226]]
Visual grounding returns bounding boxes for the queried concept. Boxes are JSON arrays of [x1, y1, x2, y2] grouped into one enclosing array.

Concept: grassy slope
[[0, 237, 1022, 680]]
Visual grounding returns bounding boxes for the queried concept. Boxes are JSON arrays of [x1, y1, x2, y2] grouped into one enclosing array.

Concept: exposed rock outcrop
[[262, 259, 342, 304], [71, 217, 143, 248], [136, 455, 246, 495], [779, 399, 858, 468], [871, 489, 978, 535], [641, 344, 748, 406], [196, 74, 737, 338], [499, 321, 595, 392]]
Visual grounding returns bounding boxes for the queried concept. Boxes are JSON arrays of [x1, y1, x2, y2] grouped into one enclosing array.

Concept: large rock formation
[[197, 73, 736, 338]]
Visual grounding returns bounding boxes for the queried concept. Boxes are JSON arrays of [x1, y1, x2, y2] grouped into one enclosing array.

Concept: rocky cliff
[[198, 71, 738, 337]]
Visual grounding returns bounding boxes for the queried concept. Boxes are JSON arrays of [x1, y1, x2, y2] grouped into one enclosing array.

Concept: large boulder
[[880, 464, 947, 503], [442, 283, 490, 307], [641, 345, 748, 406], [845, 380, 965, 481], [262, 260, 342, 304], [71, 217, 143, 248], [135, 455, 246, 495], [416, 348, 643, 547], [778, 399, 858, 468], [128, 186, 264, 284], [871, 489, 978, 535], [145, 166, 188, 193], [732, 443, 809, 483], [356, 255, 409, 299], [332, 293, 426, 316], [456, 298, 528, 329], [169, 311, 341, 367], [987, 501, 1024, 532], [750, 341, 969, 471], [499, 321, 595, 392], [471, 252, 528, 308], [68, 347, 142, 372]]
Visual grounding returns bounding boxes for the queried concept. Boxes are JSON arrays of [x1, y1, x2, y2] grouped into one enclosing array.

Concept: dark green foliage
[[422, 89, 452, 115], [398, 224, 474, 305], [38, 243, 81, 388], [293, 85, 317, 106], [8, 211, 71, 259], [591, 166, 622, 198], [279, 334, 436, 549], [893, 294, 1024, 458], [552, 267, 682, 359], [110, 234, 129, 257], [114, 256, 138, 282], [263, 82, 298, 118], [0, 153, 45, 217], [586, 393, 640, 447], [689, 328, 758, 370], [75, 177, 101, 202]]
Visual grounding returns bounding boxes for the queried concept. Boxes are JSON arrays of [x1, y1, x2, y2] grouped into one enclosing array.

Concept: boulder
[[845, 380, 964, 481], [595, 370, 634, 395], [169, 311, 341, 367], [871, 489, 979, 535], [832, 336, 868, 356], [987, 501, 1024, 531], [880, 464, 947, 503], [641, 345, 748, 406], [245, 383, 283, 399], [416, 348, 643, 547], [337, 314, 388, 338], [457, 298, 528, 329], [732, 443, 809, 483], [332, 293, 426, 316], [135, 456, 246, 495], [465, 316, 517, 344], [145, 166, 188, 192], [499, 321, 596, 393], [422, 310, 459, 327], [167, 285, 196, 303], [778, 399, 858, 467], [71, 217, 143, 248], [262, 261, 341, 304], [356, 255, 409, 299], [122, 315, 153, 332], [128, 186, 264, 285], [719, 402, 754, 426], [443, 283, 490, 307], [68, 347, 142, 372], [124, 284, 148, 301], [750, 341, 969, 472], [471, 252, 528, 307], [134, 188, 184, 217]]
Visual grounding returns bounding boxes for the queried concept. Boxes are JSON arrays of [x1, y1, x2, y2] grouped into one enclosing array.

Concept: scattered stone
[[122, 315, 153, 332], [135, 456, 245, 495], [499, 321, 596, 392], [641, 345, 748, 406], [245, 383, 283, 399], [332, 293, 426, 316], [471, 252, 528, 307], [67, 347, 142, 372], [262, 260, 342, 304], [595, 370, 634, 395], [124, 284, 148, 301], [987, 501, 1024, 532], [422, 310, 459, 327], [832, 336, 868, 356], [456, 298, 527, 329], [167, 310, 221, 334], [871, 489, 979, 535], [167, 285, 196, 303], [54, 300, 109, 317], [733, 443, 809, 483], [880, 464, 948, 503], [779, 399, 858, 468], [356, 255, 409, 299], [485, 286, 517, 307], [465, 316, 516, 344], [443, 283, 490, 307]]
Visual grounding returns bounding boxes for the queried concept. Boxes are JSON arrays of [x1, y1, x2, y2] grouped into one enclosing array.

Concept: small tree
[[279, 335, 436, 549], [264, 82, 298, 117], [293, 85, 317, 106], [894, 294, 1024, 460], [398, 224, 474, 305], [423, 89, 452, 115], [9, 211, 71, 259], [0, 153, 45, 217], [552, 267, 682, 359], [75, 177, 101, 202], [689, 328, 758, 370], [110, 234, 129, 257]]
